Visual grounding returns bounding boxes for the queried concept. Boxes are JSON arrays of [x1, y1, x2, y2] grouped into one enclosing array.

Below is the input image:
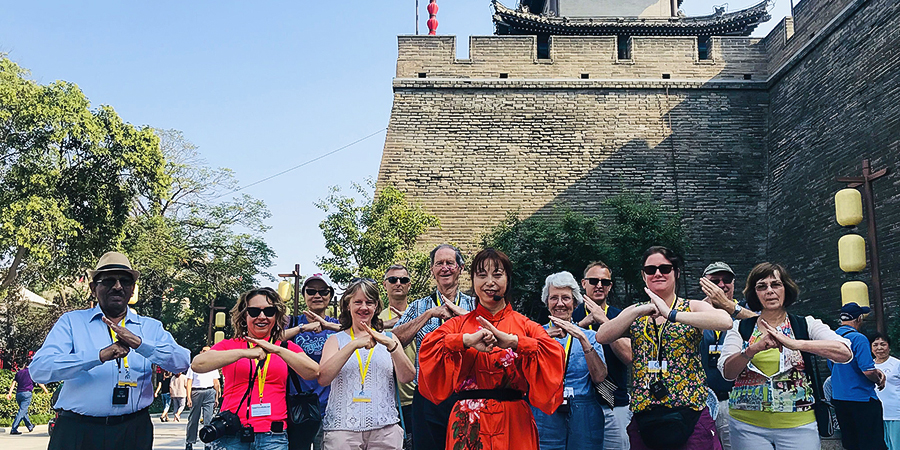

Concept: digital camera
[[199, 411, 248, 443]]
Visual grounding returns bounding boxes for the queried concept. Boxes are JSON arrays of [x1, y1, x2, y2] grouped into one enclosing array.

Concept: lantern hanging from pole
[[427, 0, 439, 35], [215, 311, 226, 328], [278, 280, 293, 301], [838, 234, 867, 272], [841, 281, 870, 307], [835, 188, 863, 227], [214, 331, 225, 344]]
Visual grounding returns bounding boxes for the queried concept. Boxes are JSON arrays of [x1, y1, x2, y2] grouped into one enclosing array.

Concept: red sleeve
[[517, 317, 566, 414], [418, 316, 467, 404]]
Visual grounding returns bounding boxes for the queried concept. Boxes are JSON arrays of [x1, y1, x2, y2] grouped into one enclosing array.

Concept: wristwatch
[[731, 303, 743, 319]]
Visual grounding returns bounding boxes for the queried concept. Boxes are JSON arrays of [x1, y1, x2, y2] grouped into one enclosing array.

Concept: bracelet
[[667, 309, 678, 322], [739, 350, 753, 361], [388, 340, 400, 353]]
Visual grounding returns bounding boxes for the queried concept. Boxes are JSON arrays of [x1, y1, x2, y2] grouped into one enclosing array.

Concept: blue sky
[[1, 0, 791, 286]]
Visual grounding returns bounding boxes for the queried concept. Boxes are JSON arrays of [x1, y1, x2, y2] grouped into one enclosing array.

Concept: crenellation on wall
[[397, 35, 768, 81]]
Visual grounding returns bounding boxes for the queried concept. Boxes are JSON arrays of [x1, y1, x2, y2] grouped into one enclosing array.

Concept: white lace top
[[322, 331, 400, 432]]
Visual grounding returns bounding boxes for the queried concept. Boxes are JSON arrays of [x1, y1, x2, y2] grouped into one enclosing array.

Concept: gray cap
[[703, 262, 734, 276]]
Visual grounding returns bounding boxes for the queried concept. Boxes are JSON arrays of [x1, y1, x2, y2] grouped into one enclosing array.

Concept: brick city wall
[[765, 0, 900, 323], [376, 0, 900, 313]]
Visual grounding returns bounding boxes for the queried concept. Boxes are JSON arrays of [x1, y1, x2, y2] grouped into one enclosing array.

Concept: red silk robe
[[419, 302, 566, 450]]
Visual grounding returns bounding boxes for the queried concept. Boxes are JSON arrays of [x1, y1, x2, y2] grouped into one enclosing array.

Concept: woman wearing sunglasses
[[596, 246, 732, 450], [282, 275, 340, 450], [193, 287, 320, 450], [317, 279, 416, 449], [718, 263, 851, 450]]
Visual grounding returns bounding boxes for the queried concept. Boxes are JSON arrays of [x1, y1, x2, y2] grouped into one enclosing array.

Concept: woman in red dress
[[418, 248, 566, 450]]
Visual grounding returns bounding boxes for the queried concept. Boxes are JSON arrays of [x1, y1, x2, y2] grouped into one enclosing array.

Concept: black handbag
[[280, 341, 322, 426], [633, 406, 701, 450]]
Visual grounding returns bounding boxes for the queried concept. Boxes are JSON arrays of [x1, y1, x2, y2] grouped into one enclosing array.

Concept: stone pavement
[[0, 417, 206, 450]]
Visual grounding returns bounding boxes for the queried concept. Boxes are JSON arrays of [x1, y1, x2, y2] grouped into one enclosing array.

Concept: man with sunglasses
[[571, 261, 633, 450], [31, 251, 191, 450], [379, 264, 417, 449], [698, 261, 757, 450], [393, 244, 476, 450]]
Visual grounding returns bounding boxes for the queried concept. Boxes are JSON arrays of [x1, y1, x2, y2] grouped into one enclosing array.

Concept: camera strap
[[235, 356, 261, 420]]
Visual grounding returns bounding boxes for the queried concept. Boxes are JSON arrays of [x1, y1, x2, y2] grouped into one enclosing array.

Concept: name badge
[[709, 345, 721, 355], [117, 369, 137, 387], [648, 360, 668, 374], [250, 403, 272, 417], [352, 390, 372, 403], [563, 386, 574, 399]]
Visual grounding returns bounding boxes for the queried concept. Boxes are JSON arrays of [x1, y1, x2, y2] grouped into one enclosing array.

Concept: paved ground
[[0, 416, 208, 450]]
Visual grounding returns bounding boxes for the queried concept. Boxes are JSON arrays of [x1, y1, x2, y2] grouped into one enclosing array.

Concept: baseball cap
[[703, 262, 734, 276], [840, 302, 871, 321]]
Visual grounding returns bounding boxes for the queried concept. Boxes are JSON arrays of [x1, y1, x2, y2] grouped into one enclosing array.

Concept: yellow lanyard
[[349, 328, 373, 389], [563, 335, 573, 370], [249, 342, 272, 400], [642, 298, 680, 360], [108, 318, 129, 369], [435, 290, 461, 307]]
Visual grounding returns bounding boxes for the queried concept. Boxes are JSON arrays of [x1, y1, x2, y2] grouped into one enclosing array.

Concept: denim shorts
[[209, 431, 289, 450]]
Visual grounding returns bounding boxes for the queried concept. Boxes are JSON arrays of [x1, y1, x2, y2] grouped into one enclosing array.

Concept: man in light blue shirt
[[31, 251, 190, 450]]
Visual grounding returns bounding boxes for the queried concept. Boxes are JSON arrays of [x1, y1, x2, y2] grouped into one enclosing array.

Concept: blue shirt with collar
[[396, 289, 475, 380], [31, 306, 190, 417]]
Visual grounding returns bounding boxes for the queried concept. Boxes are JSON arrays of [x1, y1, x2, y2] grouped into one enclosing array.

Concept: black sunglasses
[[385, 276, 411, 284], [97, 277, 136, 288], [642, 264, 675, 275], [707, 274, 735, 285], [246, 306, 277, 318], [585, 278, 613, 287], [305, 288, 331, 296]]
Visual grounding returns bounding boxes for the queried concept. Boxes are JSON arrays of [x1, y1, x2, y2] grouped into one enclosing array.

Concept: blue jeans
[[12, 391, 34, 431], [532, 395, 605, 450], [209, 431, 289, 450]]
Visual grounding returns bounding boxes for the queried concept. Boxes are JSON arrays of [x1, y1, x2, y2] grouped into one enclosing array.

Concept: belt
[[455, 389, 524, 402], [192, 387, 215, 391], [58, 407, 149, 425]]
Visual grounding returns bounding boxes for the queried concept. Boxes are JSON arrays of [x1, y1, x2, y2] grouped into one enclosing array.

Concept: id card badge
[[648, 360, 668, 374], [117, 368, 137, 388], [563, 387, 574, 399], [708, 345, 721, 355], [352, 390, 372, 403], [250, 403, 272, 417], [112, 386, 129, 405]]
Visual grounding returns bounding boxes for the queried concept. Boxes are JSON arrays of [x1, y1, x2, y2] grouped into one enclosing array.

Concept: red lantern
[[427, 0, 439, 35]]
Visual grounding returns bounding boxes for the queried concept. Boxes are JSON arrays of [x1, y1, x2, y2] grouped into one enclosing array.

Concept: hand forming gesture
[[644, 288, 671, 319], [103, 316, 142, 349], [583, 297, 610, 325], [462, 328, 497, 353], [758, 319, 799, 351], [390, 306, 405, 318], [244, 338, 273, 361], [429, 304, 455, 321], [99, 341, 132, 363], [476, 317, 519, 350], [547, 316, 588, 342], [699, 278, 732, 311], [300, 321, 323, 333], [361, 322, 399, 350]]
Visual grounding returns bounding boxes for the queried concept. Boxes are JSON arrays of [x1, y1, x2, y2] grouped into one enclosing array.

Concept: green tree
[[317, 180, 439, 301], [481, 194, 689, 320], [122, 129, 275, 352], [0, 56, 168, 296]]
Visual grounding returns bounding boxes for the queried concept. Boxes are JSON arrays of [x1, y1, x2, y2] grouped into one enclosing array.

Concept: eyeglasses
[[585, 278, 613, 287], [385, 276, 411, 284], [642, 264, 675, 275], [754, 281, 784, 291], [707, 275, 735, 285], [246, 306, 277, 318], [432, 261, 458, 269], [305, 288, 331, 296], [548, 295, 573, 303], [97, 277, 136, 288]]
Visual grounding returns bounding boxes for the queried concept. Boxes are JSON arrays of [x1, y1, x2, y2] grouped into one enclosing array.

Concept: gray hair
[[541, 271, 584, 308], [383, 264, 409, 278], [429, 244, 465, 268]]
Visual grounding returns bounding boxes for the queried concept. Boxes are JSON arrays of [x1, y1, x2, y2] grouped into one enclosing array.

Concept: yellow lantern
[[278, 280, 293, 301], [215, 312, 226, 328], [214, 331, 225, 344], [128, 284, 139, 305], [841, 281, 870, 307], [835, 189, 863, 226], [838, 234, 867, 272]]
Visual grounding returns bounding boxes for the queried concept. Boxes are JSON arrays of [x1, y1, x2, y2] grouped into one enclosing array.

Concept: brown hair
[[742, 262, 800, 311], [338, 279, 385, 332], [583, 261, 611, 278], [230, 287, 288, 341]]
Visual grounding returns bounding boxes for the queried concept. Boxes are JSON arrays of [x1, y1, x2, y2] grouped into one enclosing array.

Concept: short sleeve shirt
[[211, 338, 304, 432], [289, 314, 340, 410], [828, 326, 878, 401]]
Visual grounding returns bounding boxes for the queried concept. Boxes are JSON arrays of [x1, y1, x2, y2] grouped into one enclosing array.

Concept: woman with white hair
[[532, 271, 608, 450]]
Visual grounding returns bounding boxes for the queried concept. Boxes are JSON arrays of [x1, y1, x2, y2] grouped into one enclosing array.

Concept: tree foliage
[[317, 180, 439, 301], [482, 194, 689, 321], [0, 56, 168, 295]]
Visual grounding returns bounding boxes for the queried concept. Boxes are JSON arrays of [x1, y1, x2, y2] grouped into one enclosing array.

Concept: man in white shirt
[[185, 347, 221, 450]]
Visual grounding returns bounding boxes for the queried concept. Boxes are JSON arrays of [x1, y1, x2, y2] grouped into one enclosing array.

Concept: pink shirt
[[211, 338, 304, 432]]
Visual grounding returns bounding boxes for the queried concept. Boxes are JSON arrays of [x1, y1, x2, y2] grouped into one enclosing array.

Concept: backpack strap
[[839, 328, 858, 338], [280, 340, 308, 395]]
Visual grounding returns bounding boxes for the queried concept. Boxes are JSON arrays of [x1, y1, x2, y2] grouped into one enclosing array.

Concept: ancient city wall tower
[[376, 0, 900, 316]]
